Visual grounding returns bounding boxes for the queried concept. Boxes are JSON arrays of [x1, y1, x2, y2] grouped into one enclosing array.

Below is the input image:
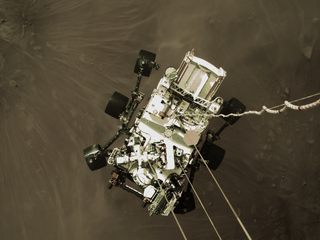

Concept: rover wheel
[[174, 192, 196, 214], [105, 91, 129, 119], [134, 50, 156, 77], [220, 98, 246, 125], [83, 144, 107, 171], [201, 143, 225, 170]]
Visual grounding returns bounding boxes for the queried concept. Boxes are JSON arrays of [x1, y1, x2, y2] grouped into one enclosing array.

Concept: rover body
[[83, 49, 245, 216]]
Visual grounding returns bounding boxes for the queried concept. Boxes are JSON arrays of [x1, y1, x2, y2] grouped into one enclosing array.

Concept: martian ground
[[1, 0, 320, 239]]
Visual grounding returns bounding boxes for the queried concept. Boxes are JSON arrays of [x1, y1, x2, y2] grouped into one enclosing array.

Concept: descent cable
[[184, 131, 252, 239], [146, 160, 188, 240], [177, 161, 222, 240], [194, 145, 252, 240]]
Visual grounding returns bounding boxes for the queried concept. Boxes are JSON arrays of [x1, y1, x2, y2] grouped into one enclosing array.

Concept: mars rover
[[83, 49, 246, 216]]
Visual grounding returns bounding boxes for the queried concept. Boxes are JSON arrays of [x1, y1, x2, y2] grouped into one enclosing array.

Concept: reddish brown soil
[[1, 1, 320, 239]]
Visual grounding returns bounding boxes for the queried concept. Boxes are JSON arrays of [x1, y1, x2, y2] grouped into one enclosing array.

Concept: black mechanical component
[[207, 98, 246, 142], [200, 142, 225, 170], [83, 144, 107, 171], [220, 98, 246, 125], [107, 169, 144, 200], [186, 162, 199, 193], [121, 185, 144, 200], [174, 162, 198, 214], [83, 50, 155, 168], [174, 136, 223, 214], [94, 50, 159, 159], [105, 91, 129, 119], [126, 50, 159, 119], [148, 187, 173, 216], [83, 125, 130, 172], [108, 169, 125, 187], [174, 192, 196, 214], [125, 92, 145, 122], [134, 50, 158, 77]]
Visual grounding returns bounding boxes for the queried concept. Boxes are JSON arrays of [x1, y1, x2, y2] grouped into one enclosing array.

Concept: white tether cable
[[179, 93, 320, 119]]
